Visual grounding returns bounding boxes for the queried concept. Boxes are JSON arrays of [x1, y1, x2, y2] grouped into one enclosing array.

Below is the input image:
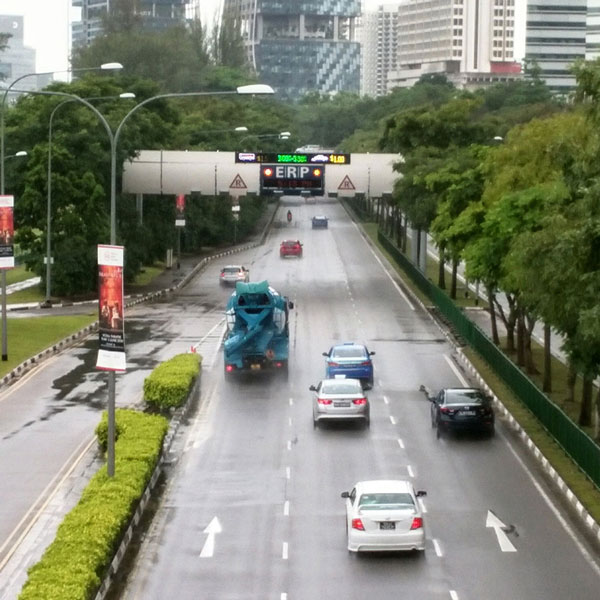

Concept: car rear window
[[445, 390, 486, 405], [283, 241, 298, 247], [358, 493, 414, 510], [321, 381, 362, 394], [223, 267, 240, 274], [332, 347, 366, 359]]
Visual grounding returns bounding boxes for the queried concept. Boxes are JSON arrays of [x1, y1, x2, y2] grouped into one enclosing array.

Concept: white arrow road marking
[[486, 510, 517, 552], [199, 516, 222, 558]]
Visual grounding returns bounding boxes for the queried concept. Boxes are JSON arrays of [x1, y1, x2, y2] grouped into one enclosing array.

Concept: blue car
[[323, 342, 375, 389]]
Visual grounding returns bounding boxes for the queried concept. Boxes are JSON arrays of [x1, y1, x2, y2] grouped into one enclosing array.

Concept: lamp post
[[0, 63, 123, 360], [5, 151, 27, 160], [44, 92, 135, 306]]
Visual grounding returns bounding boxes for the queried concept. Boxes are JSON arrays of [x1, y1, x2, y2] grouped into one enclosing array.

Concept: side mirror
[[341, 491, 350, 499], [416, 490, 427, 497], [309, 385, 317, 391], [288, 301, 294, 309], [322, 352, 328, 357], [419, 384, 431, 400], [369, 351, 376, 356]]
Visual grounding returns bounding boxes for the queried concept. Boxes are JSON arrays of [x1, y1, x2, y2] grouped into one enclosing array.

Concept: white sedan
[[341, 480, 426, 553]]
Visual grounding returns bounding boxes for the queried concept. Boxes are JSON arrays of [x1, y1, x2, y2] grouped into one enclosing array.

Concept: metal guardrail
[[376, 229, 600, 488]]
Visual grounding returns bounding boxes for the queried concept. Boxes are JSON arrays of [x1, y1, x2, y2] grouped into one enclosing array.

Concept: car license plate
[[380, 522, 395, 530], [334, 402, 351, 407], [461, 410, 476, 416], [250, 364, 261, 370]]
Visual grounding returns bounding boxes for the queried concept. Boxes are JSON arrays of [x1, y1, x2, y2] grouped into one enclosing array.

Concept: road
[[106, 198, 600, 600]]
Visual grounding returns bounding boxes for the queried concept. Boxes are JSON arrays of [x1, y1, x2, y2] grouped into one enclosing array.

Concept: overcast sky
[[2, 0, 524, 78]]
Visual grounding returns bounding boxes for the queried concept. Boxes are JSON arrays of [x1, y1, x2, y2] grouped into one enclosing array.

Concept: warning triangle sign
[[338, 175, 355, 190], [229, 174, 247, 189]]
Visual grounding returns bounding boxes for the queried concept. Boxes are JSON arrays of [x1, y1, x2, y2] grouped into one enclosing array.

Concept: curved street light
[[4, 150, 27, 159], [45, 92, 136, 305]]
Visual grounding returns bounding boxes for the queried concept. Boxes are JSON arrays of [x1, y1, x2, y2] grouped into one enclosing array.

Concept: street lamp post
[[0, 62, 123, 360], [45, 93, 135, 306]]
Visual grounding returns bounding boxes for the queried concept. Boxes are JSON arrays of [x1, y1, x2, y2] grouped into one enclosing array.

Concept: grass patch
[[0, 314, 97, 377], [7, 286, 44, 304], [128, 262, 165, 288], [6, 265, 37, 286]]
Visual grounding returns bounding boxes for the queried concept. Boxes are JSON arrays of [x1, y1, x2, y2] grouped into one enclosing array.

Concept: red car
[[280, 239, 303, 258]]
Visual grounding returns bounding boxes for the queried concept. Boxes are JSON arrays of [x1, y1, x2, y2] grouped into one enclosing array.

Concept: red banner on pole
[[175, 194, 186, 227], [96, 244, 126, 371], [0, 195, 15, 269]]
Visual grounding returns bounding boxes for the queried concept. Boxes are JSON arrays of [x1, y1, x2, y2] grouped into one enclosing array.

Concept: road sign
[[338, 175, 355, 190], [260, 164, 324, 195], [229, 174, 247, 189], [236, 152, 350, 165]]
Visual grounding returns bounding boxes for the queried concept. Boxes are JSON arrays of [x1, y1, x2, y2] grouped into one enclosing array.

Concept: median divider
[[17, 352, 202, 600]]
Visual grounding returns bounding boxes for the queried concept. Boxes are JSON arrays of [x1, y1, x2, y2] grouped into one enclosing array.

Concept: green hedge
[[143, 352, 202, 410], [18, 409, 168, 600]]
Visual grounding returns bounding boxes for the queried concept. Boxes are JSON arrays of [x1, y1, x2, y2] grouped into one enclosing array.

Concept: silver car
[[310, 377, 370, 428], [341, 480, 427, 553], [220, 265, 249, 285]]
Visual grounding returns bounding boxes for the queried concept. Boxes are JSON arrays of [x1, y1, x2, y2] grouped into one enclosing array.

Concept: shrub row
[[143, 352, 202, 410], [18, 409, 169, 600]]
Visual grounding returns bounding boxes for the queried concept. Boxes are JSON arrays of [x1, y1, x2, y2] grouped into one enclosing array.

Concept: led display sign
[[236, 152, 350, 165], [260, 164, 325, 194]]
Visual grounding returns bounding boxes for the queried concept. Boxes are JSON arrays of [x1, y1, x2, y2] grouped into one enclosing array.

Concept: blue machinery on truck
[[224, 281, 293, 374]]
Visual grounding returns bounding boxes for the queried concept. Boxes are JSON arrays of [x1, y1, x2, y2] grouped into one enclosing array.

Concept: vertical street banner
[[96, 244, 126, 372], [0, 195, 15, 269], [175, 194, 186, 227]]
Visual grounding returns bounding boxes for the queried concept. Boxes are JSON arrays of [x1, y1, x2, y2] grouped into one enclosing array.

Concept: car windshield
[[332, 347, 366, 359], [358, 493, 414, 510], [445, 390, 486, 405], [320, 381, 362, 394]]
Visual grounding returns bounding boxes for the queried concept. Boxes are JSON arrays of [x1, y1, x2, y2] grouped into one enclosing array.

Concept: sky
[[2, 0, 525, 78]]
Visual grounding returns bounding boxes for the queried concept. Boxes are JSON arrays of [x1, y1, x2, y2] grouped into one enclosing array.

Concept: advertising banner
[[0, 195, 15, 269], [96, 244, 126, 372], [175, 194, 186, 227]]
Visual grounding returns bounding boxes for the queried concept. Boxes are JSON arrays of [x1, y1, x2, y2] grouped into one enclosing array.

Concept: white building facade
[[357, 4, 402, 97], [388, 0, 521, 90], [526, 0, 586, 93]]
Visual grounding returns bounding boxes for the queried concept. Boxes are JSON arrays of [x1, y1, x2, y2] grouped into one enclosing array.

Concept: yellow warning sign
[[338, 175, 355, 190], [229, 174, 247, 189]]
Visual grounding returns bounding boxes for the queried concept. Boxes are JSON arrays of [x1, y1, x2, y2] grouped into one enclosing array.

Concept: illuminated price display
[[236, 152, 350, 165], [260, 164, 324, 193]]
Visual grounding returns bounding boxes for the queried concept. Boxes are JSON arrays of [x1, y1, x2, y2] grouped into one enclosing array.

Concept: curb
[[340, 199, 600, 547]]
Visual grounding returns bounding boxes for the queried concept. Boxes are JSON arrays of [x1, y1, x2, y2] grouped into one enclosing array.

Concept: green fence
[[377, 230, 600, 489]]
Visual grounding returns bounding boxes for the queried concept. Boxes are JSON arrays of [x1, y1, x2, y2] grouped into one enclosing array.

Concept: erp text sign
[[260, 164, 324, 193]]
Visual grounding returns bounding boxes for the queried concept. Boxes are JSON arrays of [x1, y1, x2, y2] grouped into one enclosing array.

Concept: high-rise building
[[587, 0, 600, 59], [223, 0, 361, 100], [357, 4, 402, 98], [525, 0, 586, 94], [71, 0, 192, 48], [0, 15, 41, 90], [388, 0, 521, 90]]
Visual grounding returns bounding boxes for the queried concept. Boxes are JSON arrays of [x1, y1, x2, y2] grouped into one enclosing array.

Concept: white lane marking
[[418, 498, 427, 514], [397, 438, 405, 449], [501, 432, 600, 576], [193, 318, 226, 350], [289, 397, 294, 406], [287, 440, 292, 451], [199, 516, 222, 558], [444, 354, 469, 386], [281, 594, 288, 600], [486, 510, 517, 552], [383, 395, 389, 405], [351, 218, 415, 310], [286, 467, 291, 479], [0, 435, 96, 569], [284, 501, 290, 516], [433, 538, 443, 557], [288, 417, 292, 427], [282, 542, 289, 560], [450, 592, 459, 600], [389, 415, 396, 425], [407, 465, 414, 478]]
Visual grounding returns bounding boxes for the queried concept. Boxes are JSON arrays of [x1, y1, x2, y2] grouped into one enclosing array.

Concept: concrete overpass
[[122, 151, 400, 198]]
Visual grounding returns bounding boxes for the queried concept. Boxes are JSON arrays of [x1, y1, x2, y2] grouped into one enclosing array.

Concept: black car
[[429, 387, 494, 437]]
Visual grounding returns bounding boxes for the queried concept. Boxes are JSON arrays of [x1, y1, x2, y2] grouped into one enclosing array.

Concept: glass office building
[[224, 0, 360, 99]]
